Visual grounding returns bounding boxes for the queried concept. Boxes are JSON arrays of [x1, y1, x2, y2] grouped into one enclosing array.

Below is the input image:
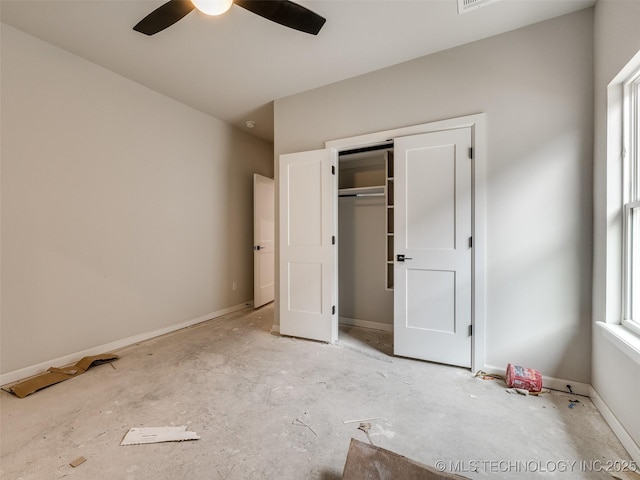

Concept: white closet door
[[253, 174, 275, 308], [394, 128, 473, 367], [279, 149, 337, 343]]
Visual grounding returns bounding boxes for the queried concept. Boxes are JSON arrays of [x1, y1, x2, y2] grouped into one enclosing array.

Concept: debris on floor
[[357, 422, 374, 445], [343, 417, 382, 424], [292, 415, 317, 436], [505, 388, 530, 396], [2, 353, 119, 398], [611, 469, 640, 480], [568, 399, 581, 409], [505, 363, 543, 393], [342, 438, 471, 480], [69, 456, 86, 468], [474, 370, 505, 381], [505, 387, 550, 397], [529, 390, 549, 396], [120, 426, 200, 445], [476, 369, 547, 395]]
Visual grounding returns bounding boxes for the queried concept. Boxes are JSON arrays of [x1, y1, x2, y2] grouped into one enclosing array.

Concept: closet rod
[[339, 141, 393, 157], [339, 193, 386, 198]]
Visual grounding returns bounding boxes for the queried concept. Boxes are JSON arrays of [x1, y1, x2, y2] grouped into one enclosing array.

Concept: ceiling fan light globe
[[191, 0, 233, 16]]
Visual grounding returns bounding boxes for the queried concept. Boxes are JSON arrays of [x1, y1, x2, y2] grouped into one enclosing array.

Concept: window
[[622, 65, 640, 336]]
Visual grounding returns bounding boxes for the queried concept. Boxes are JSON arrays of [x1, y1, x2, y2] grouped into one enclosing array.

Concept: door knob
[[397, 254, 413, 262]]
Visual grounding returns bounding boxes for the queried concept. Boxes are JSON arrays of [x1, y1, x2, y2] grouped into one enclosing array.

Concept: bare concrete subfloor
[[0, 304, 633, 480]]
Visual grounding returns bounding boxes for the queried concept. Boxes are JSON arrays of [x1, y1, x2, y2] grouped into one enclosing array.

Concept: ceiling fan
[[133, 0, 326, 36]]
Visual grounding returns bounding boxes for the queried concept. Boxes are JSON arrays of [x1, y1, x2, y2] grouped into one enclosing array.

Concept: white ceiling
[[1, 0, 594, 142]]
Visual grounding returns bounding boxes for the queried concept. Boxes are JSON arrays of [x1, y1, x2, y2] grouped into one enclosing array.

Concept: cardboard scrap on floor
[[3, 353, 119, 398], [120, 426, 200, 446], [612, 470, 640, 480], [342, 438, 471, 480]]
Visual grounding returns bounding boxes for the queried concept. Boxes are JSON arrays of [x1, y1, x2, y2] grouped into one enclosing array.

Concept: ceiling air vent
[[458, 0, 499, 14]]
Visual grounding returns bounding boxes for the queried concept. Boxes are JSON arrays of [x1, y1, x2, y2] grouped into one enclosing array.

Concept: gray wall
[[339, 196, 393, 326], [1, 25, 274, 375], [275, 10, 594, 383], [592, 0, 640, 455]]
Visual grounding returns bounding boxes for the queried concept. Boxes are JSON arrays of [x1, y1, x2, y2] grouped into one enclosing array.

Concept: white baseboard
[[480, 364, 591, 396], [339, 316, 394, 332], [539, 374, 591, 397], [0, 301, 252, 387], [590, 387, 640, 463]]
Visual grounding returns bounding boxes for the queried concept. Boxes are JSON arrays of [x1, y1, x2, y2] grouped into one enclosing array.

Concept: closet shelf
[[338, 185, 385, 197]]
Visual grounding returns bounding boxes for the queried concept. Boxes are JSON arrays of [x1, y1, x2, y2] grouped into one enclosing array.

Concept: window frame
[[621, 66, 640, 336]]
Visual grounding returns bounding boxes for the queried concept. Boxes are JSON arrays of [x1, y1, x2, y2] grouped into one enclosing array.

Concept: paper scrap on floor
[[120, 426, 200, 446]]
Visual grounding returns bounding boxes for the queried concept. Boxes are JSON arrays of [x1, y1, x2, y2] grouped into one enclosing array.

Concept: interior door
[[253, 174, 275, 308], [394, 128, 473, 367], [279, 149, 337, 343]]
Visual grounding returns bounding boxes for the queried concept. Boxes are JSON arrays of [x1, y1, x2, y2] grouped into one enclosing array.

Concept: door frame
[[325, 113, 486, 373]]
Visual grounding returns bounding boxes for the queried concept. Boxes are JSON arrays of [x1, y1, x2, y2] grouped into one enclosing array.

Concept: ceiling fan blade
[[235, 0, 326, 35], [133, 0, 196, 36]]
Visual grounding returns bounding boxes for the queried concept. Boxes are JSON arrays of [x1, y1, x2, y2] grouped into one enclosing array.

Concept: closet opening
[[280, 114, 484, 368], [337, 143, 395, 355]]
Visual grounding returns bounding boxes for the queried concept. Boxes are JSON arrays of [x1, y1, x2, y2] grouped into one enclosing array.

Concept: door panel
[[406, 144, 456, 250], [406, 269, 456, 333], [394, 128, 472, 367], [288, 161, 323, 246], [279, 149, 336, 343], [253, 174, 275, 308], [289, 263, 323, 313]]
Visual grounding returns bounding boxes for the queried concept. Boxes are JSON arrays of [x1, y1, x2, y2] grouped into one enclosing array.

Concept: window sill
[[597, 322, 640, 367]]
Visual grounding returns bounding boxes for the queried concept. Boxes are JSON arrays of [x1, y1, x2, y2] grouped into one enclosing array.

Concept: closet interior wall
[[338, 149, 394, 329]]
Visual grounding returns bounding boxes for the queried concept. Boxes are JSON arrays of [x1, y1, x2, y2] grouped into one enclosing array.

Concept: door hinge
[[468, 325, 473, 336], [332, 235, 336, 245], [332, 305, 336, 315], [468, 237, 473, 248], [469, 147, 473, 159], [331, 165, 336, 175]]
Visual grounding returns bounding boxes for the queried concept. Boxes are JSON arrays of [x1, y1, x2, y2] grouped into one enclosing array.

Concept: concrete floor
[[0, 304, 633, 479]]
